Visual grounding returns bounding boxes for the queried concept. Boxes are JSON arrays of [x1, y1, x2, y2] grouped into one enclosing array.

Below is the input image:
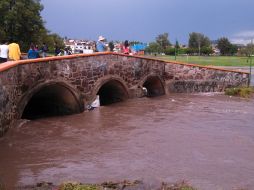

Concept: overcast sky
[[40, 0, 254, 44]]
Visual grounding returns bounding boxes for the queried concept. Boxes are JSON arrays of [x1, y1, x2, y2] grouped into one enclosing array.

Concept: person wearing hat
[[96, 36, 106, 52]]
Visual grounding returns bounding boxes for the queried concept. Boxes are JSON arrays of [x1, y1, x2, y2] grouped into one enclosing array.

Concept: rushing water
[[0, 93, 254, 190]]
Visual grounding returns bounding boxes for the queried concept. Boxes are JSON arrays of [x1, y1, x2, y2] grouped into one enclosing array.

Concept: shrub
[[160, 181, 197, 190], [225, 87, 254, 98], [59, 182, 98, 190]]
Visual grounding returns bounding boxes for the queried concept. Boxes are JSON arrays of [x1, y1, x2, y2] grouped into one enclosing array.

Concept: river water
[[0, 93, 254, 190]]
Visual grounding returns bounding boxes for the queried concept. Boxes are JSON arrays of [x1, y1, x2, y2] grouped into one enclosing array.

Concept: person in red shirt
[[122, 40, 131, 54]]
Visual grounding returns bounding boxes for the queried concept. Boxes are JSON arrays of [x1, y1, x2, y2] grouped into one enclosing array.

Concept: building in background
[[64, 39, 96, 54]]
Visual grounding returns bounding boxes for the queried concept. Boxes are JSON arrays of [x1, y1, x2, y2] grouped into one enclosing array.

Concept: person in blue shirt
[[41, 43, 48, 57], [96, 36, 106, 52], [27, 44, 39, 59]]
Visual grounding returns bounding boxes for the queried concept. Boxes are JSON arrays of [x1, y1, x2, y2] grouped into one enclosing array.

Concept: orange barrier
[[0, 52, 250, 74]]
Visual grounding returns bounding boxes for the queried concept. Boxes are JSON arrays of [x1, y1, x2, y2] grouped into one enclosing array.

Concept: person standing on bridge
[[41, 43, 48, 58], [0, 41, 9, 63], [8, 41, 21, 61], [27, 43, 40, 59], [54, 43, 61, 56], [96, 36, 106, 52], [122, 40, 131, 55]]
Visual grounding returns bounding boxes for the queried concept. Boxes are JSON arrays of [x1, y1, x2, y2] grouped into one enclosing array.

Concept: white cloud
[[230, 38, 253, 45], [230, 30, 254, 45], [234, 31, 254, 39]]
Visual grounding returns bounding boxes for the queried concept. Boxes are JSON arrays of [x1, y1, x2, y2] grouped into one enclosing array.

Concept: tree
[[217, 37, 237, 55], [0, 0, 46, 50], [145, 42, 163, 54], [174, 40, 180, 56], [48, 33, 65, 52], [0, 0, 63, 52], [188, 32, 211, 55], [186, 48, 197, 55], [129, 41, 142, 46], [175, 40, 180, 49], [230, 44, 238, 55], [164, 47, 175, 55], [156, 33, 171, 51], [201, 47, 213, 55], [239, 43, 254, 56]]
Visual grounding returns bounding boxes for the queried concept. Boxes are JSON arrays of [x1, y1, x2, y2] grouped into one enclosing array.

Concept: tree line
[[0, 0, 64, 52], [145, 32, 253, 56]]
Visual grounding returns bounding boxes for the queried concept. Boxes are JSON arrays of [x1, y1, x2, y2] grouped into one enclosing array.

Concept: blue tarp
[[131, 44, 147, 52]]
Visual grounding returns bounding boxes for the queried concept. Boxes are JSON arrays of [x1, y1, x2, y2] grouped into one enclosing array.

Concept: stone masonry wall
[[0, 53, 165, 136], [0, 53, 249, 136], [163, 62, 249, 93]]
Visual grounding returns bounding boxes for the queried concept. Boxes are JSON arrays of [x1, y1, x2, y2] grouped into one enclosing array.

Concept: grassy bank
[[58, 181, 196, 190], [7, 180, 197, 190], [146, 55, 252, 67], [225, 87, 254, 98], [6, 180, 251, 190]]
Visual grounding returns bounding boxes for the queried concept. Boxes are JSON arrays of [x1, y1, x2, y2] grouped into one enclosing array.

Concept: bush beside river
[[225, 87, 254, 98]]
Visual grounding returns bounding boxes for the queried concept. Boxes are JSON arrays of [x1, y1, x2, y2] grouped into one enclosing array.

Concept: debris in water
[[16, 119, 30, 129]]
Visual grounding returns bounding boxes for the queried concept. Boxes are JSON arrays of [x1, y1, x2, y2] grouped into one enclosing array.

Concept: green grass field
[[146, 55, 253, 67]]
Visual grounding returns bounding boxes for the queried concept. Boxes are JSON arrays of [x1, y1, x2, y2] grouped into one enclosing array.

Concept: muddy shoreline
[[0, 180, 198, 190]]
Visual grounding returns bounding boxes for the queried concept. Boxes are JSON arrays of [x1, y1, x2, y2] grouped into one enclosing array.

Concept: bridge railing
[[0, 52, 250, 75]]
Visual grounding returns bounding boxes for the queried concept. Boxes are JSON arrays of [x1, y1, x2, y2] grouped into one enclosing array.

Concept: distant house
[[64, 40, 75, 53], [64, 39, 96, 54], [212, 48, 220, 55], [211, 41, 220, 55]]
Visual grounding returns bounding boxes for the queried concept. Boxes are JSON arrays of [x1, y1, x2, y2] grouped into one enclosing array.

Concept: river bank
[[225, 86, 254, 98], [2, 180, 198, 190]]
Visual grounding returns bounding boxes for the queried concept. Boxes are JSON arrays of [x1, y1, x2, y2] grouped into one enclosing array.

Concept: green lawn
[[146, 55, 252, 67]]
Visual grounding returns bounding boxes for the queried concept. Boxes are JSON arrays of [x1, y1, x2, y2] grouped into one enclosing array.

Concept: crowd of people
[[0, 41, 22, 63], [0, 36, 132, 64], [0, 41, 49, 63], [96, 35, 131, 54], [27, 43, 49, 59]]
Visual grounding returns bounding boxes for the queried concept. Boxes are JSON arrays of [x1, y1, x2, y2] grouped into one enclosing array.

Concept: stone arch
[[140, 74, 165, 97], [18, 81, 84, 120], [91, 76, 130, 106]]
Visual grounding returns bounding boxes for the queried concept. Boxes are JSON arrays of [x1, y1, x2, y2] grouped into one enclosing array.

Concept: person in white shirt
[[0, 41, 9, 63]]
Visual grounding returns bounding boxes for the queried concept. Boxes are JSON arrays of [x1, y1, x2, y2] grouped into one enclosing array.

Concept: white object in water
[[91, 95, 100, 108], [142, 87, 148, 96]]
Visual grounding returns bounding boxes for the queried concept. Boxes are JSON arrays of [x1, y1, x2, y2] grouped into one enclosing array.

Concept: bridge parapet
[[0, 52, 249, 136]]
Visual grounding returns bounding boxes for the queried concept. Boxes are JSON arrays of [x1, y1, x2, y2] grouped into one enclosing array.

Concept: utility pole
[[175, 39, 179, 60], [249, 39, 253, 87], [174, 39, 177, 60], [197, 35, 201, 58]]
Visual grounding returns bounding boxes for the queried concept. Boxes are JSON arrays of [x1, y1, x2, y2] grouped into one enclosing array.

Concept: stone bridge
[[0, 52, 249, 136]]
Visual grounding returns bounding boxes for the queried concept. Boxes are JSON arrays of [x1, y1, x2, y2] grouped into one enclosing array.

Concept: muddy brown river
[[0, 93, 254, 190]]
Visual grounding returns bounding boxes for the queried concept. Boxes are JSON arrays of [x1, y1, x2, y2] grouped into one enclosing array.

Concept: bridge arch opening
[[97, 80, 129, 106], [143, 76, 165, 97], [22, 84, 82, 120]]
